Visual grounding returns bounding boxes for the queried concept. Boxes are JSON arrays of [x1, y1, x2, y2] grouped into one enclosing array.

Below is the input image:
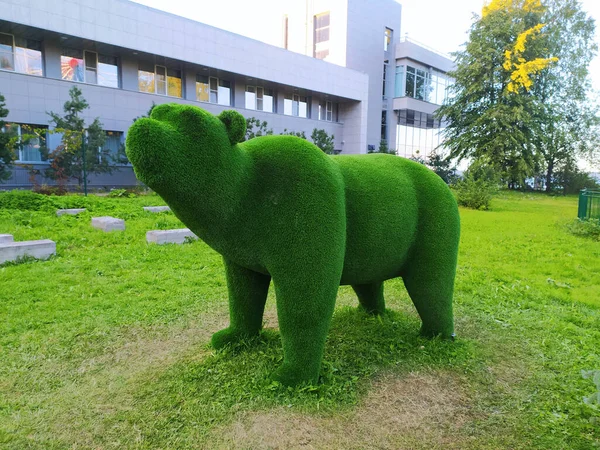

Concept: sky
[[133, 0, 600, 93]]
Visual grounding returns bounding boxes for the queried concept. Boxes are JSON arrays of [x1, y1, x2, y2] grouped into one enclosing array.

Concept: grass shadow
[[122, 306, 475, 445]]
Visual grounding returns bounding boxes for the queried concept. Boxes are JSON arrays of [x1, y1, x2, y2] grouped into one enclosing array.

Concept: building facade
[[0, 0, 452, 189]]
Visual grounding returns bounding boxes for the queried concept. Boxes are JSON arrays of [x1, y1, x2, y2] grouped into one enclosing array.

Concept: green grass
[[0, 191, 599, 449]]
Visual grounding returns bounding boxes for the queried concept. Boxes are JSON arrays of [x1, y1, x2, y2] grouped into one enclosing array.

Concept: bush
[[0, 190, 55, 211], [566, 218, 600, 241], [108, 188, 137, 198], [453, 175, 497, 210]]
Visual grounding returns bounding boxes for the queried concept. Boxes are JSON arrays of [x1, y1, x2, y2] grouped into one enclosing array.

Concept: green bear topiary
[[126, 104, 460, 386]]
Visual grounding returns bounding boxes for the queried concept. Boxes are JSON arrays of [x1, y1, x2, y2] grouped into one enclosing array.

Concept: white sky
[[133, 0, 600, 93]]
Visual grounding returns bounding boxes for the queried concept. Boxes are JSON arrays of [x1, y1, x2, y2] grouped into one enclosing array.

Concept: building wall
[[0, 0, 369, 156], [345, 0, 401, 151]]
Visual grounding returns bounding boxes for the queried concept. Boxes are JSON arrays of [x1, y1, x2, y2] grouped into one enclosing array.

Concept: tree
[[245, 117, 273, 141], [436, 0, 562, 188], [427, 152, 457, 184], [280, 129, 307, 139], [46, 86, 110, 187], [0, 94, 14, 182], [377, 139, 395, 154], [311, 129, 335, 154], [528, 0, 599, 192]]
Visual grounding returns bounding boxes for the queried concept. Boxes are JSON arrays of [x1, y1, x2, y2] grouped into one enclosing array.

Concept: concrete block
[[92, 216, 125, 232], [146, 228, 197, 245], [0, 239, 56, 264], [143, 206, 171, 213], [57, 208, 87, 216], [0, 234, 14, 244]]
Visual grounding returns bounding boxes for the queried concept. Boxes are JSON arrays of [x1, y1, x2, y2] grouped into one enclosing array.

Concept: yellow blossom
[[507, 57, 559, 92], [482, 0, 544, 17]]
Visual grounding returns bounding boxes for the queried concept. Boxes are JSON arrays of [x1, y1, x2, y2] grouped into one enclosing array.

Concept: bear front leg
[[211, 258, 271, 349], [270, 263, 343, 386]]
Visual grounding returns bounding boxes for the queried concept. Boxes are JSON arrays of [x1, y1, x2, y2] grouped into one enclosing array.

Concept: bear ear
[[218, 110, 246, 145]]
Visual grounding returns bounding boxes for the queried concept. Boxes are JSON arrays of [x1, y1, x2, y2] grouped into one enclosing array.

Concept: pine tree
[[46, 86, 110, 188], [0, 94, 14, 182]]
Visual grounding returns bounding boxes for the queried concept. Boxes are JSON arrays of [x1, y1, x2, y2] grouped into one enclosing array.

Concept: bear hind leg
[[402, 261, 456, 340], [352, 282, 385, 315]]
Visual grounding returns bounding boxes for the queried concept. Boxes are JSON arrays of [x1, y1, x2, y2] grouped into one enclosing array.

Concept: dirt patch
[[41, 314, 229, 447], [213, 371, 479, 449]]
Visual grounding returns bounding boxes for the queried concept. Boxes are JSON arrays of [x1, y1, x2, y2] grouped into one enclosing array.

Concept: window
[[1, 123, 47, 162], [384, 28, 393, 51], [394, 65, 404, 97], [396, 109, 443, 159], [98, 55, 119, 87], [0, 33, 43, 76], [381, 111, 387, 141], [313, 12, 330, 60], [396, 64, 449, 104], [246, 85, 275, 112], [138, 63, 181, 97], [318, 100, 337, 122], [100, 131, 124, 163], [196, 75, 231, 105], [284, 93, 308, 118], [401, 65, 431, 101], [283, 15, 289, 49], [382, 61, 388, 98], [61, 49, 119, 87]]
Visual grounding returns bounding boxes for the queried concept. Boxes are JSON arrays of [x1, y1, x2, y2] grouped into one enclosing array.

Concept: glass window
[[14, 38, 43, 76], [245, 86, 256, 110], [0, 33, 14, 71], [98, 55, 119, 88], [246, 85, 273, 112], [1, 124, 47, 162], [284, 93, 293, 116], [155, 66, 167, 95], [138, 62, 155, 93], [103, 131, 123, 160], [298, 95, 308, 118], [263, 88, 274, 113], [209, 77, 218, 103], [318, 100, 336, 121], [313, 12, 330, 60], [84, 51, 97, 85], [167, 69, 182, 98], [61, 48, 84, 82], [395, 65, 404, 97], [217, 79, 231, 106], [196, 74, 209, 102], [62, 48, 117, 86], [384, 28, 393, 51]]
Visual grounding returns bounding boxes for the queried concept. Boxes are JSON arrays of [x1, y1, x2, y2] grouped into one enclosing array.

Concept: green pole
[[82, 130, 88, 196]]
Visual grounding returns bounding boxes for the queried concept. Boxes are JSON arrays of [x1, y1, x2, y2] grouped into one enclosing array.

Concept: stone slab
[[0, 239, 56, 264], [91, 216, 125, 232], [57, 208, 87, 216], [143, 206, 171, 213], [146, 228, 197, 245], [0, 234, 14, 244]]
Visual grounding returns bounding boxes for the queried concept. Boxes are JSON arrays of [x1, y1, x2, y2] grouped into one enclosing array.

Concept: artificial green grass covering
[[125, 104, 460, 385]]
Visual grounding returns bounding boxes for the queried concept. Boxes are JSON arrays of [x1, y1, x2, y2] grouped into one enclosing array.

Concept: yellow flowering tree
[[437, 0, 597, 190]]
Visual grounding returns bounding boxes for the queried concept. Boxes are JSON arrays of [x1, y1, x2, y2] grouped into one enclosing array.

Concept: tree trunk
[[545, 159, 554, 193]]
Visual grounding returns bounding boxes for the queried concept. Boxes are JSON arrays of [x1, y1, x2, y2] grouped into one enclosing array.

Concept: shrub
[[108, 188, 137, 198], [0, 190, 56, 211], [311, 129, 335, 154], [566, 218, 600, 241], [453, 175, 497, 210]]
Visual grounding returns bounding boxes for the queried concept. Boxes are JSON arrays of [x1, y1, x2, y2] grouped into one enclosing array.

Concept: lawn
[[0, 190, 598, 449]]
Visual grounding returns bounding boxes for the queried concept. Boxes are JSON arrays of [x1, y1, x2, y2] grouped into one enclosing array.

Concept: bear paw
[[211, 327, 259, 349], [271, 363, 319, 387]]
